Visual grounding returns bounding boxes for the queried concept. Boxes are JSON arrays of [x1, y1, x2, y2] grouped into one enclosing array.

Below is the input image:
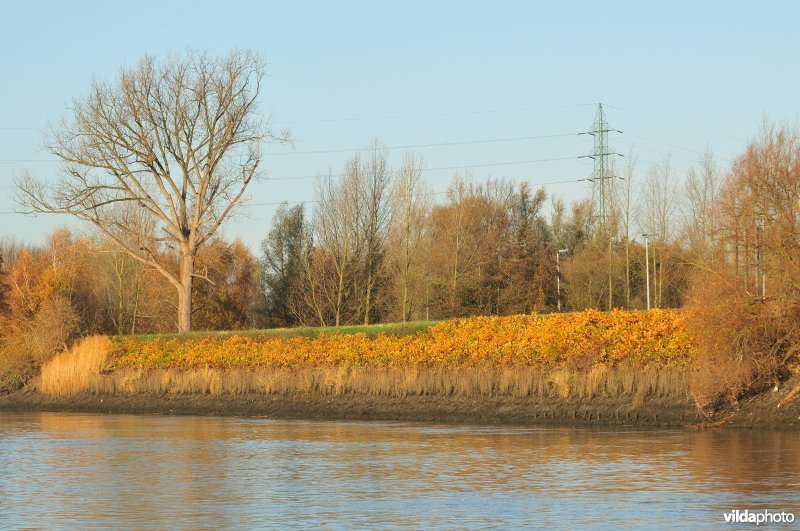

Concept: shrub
[[0, 296, 79, 392], [687, 272, 795, 410], [109, 309, 695, 371]]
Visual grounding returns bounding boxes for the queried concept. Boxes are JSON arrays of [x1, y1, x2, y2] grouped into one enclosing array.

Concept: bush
[[687, 271, 796, 411], [0, 296, 79, 392], [110, 309, 695, 371]]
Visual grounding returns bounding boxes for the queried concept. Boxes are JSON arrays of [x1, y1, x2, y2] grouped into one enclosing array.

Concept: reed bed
[[58, 364, 689, 400], [38, 336, 112, 396]]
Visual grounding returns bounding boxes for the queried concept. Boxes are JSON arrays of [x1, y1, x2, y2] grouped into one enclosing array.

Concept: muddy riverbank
[[0, 391, 697, 426], [0, 390, 775, 428], [3, 376, 799, 428]]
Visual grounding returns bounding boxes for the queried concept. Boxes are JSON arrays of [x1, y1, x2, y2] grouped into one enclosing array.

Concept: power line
[[244, 177, 591, 207], [0, 153, 597, 183], [633, 156, 697, 173], [0, 142, 723, 189], [621, 132, 733, 162], [0, 102, 745, 167], [275, 103, 597, 125], [0, 176, 592, 214], [605, 103, 744, 142], [0, 139, 731, 189], [0, 159, 57, 164], [0, 101, 743, 142], [425, 155, 589, 171], [0, 103, 597, 133], [0, 104, 742, 206], [268, 132, 582, 156], [616, 141, 704, 164], [0, 131, 585, 164], [261, 155, 590, 182]]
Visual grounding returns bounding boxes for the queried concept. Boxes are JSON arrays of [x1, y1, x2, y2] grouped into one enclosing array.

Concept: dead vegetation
[[36, 336, 689, 403], [0, 295, 79, 392], [686, 124, 800, 412], [38, 336, 111, 396]]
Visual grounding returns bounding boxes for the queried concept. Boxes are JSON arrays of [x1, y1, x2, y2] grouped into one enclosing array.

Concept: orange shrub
[[110, 309, 695, 371]]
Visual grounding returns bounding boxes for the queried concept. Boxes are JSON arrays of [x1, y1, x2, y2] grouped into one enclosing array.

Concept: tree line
[[1, 137, 720, 338], [2, 48, 714, 335]]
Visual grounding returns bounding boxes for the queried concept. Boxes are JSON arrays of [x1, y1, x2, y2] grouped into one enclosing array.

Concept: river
[[0, 412, 798, 528]]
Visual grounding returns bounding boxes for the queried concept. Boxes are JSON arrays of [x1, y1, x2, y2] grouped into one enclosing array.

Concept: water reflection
[[0, 412, 798, 528]]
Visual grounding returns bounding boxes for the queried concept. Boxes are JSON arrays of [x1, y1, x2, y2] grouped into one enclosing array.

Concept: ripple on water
[[0, 412, 798, 528]]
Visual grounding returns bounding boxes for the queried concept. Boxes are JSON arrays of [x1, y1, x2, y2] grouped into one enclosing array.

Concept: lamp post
[[557, 248, 568, 312], [642, 234, 651, 310]]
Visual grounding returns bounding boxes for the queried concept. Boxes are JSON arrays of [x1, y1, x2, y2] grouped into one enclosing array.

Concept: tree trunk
[[608, 237, 613, 311], [335, 267, 344, 327], [363, 271, 372, 326], [624, 241, 630, 308], [401, 279, 408, 322], [177, 251, 195, 333], [401, 230, 410, 322]]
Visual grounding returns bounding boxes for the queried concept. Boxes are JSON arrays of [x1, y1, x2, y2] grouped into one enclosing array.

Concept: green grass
[[128, 320, 439, 342]]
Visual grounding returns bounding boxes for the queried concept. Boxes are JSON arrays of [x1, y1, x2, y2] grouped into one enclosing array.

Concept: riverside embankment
[[2, 309, 799, 428]]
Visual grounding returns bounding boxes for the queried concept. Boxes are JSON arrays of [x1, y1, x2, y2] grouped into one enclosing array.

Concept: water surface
[[0, 412, 798, 528]]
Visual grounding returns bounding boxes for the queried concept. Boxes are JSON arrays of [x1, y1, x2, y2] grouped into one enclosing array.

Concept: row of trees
[[6, 49, 710, 335], [1, 48, 713, 334], [0, 230, 258, 337], [0, 229, 259, 388], [0, 142, 710, 339], [256, 144, 715, 328]]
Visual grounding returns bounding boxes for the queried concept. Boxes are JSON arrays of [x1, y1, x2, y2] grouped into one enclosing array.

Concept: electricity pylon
[[587, 103, 620, 233], [586, 103, 622, 310]]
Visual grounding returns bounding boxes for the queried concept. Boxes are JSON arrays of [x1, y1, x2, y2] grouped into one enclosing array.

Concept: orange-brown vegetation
[[686, 124, 800, 410], [0, 229, 259, 391], [110, 309, 692, 370], [67, 365, 688, 402], [35, 309, 693, 402], [39, 336, 111, 396]]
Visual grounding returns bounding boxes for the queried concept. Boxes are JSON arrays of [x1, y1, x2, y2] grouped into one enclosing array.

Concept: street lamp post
[[557, 248, 568, 312], [642, 234, 651, 310]]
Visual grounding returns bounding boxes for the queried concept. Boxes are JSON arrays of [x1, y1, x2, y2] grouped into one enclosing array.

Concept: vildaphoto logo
[[723, 509, 795, 525]]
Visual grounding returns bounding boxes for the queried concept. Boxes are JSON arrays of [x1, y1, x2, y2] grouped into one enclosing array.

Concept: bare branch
[[14, 49, 288, 332]]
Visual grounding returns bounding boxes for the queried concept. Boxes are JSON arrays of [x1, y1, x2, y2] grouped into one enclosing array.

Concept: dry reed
[[52, 363, 689, 402], [38, 336, 112, 396]]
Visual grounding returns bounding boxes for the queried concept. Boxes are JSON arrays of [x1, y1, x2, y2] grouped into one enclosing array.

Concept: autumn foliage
[[110, 309, 693, 371], [686, 123, 800, 409]]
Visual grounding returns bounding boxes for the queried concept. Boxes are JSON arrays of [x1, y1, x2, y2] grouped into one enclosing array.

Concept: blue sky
[[1, 1, 798, 250]]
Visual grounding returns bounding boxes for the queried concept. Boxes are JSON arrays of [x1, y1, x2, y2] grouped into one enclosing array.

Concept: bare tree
[[313, 168, 360, 327], [389, 152, 430, 322], [15, 49, 286, 332], [97, 244, 146, 335], [612, 153, 639, 308], [641, 154, 679, 307], [683, 150, 720, 262], [429, 175, 482, 315], [293, 238, 332, 327], [355, 141, 394, 325]]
